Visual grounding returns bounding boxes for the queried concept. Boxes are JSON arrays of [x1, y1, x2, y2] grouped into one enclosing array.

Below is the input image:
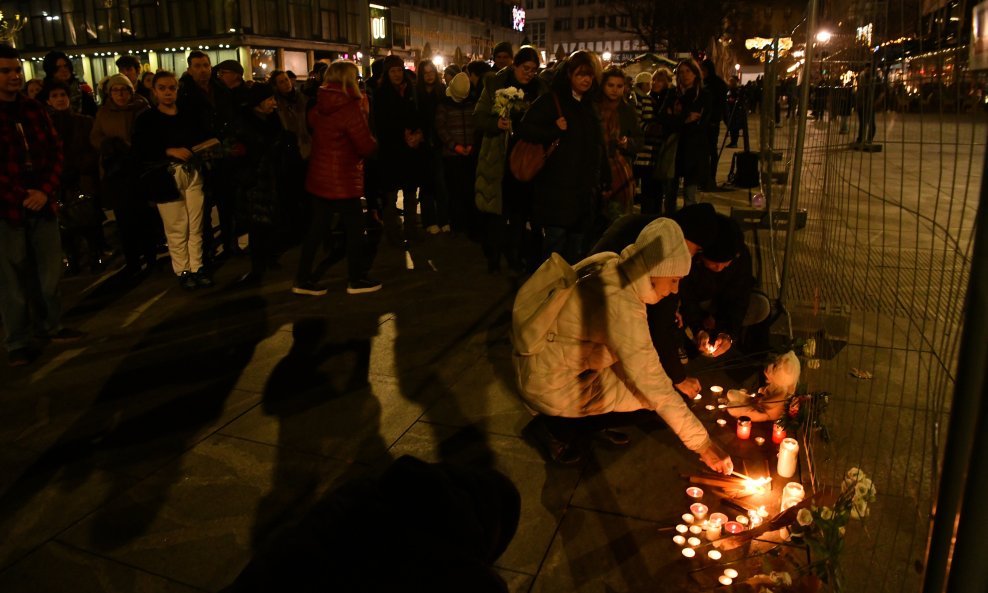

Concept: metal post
[[777, 0, 819, 306], [922, 135, 988, 593]]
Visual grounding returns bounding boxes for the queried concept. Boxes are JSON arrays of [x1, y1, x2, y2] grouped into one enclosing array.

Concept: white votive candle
[[687, 537, 701, 547], [673, 535, 686, 545], [706, 521, 722, 541], [724, 568, 739, 579], [682, 513, 695, 524], [716, 418, 728, 427], [719, 575, 733, 585], [705, 404, 717, 411], [736, 515, 749, 525], [710, 386, 723, 395], [676, 524, 689, 534], [707, 549, 722, 560], [689, 525, 703, 535], [682, 547, 696, 558]]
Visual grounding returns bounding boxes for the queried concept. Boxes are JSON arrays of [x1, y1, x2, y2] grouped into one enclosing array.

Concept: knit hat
[[106, 74, 134, 92], [446, 72, 470, 102], [702, 215, 744, 263], [381, 55, 404, 73], [247, 82, 275, 106], [632, 218, 692, 278], [492, 41, 514, 59], [216, 59, 244, 76], [634, 71, 652, 87]]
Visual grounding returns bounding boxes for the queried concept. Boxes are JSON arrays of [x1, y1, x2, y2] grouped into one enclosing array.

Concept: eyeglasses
[[518, 65, 537, 75]]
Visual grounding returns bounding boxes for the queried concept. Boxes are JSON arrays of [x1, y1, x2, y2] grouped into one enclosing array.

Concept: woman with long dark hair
[[595, 66, 642, 225], [673, 59, 710, 208], [414, 59, 449, 234]]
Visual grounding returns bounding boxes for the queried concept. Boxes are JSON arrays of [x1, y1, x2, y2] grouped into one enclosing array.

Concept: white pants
[[157, 166, 204, 275]]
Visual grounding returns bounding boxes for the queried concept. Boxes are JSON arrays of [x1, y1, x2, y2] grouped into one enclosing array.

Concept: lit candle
[[716, 418, 727, 427], [687, 537, 701, 547], [682, 547, 696, 558], [689, 503, 708, 521], [777, 437, 799, 478], [717, 404, 727, 409], [682, 513, 695, 524], [757, 506, 769, 517], [710, 386, 724, 396], [718, 576, 733, 586], [686, 487, 704, 499], [673, 535, 686, 545], [706, 519, 723, 541], [724, 521, 744, 534], [724, 568, 739, 579], [693, 393, 703, 400], [780, 482, 806, 512], [689, 525, 703, 535], [772, 423, 787, 444], [707, 549, 722, 560], [754, 436, 766, 446], [676, 524, 689, 534], [705, 404, 717, 411], [736, 416, 752, 440], [710, 513, 729, 525], [736, 515, 749, 525]]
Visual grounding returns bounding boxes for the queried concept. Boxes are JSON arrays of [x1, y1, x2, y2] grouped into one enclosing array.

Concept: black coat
[[371, 79, 420, 191], [519, 89, 607, 230], [233, 110, 296, 227], [132, 108, 210, 203], [673, 86, 711, 185]]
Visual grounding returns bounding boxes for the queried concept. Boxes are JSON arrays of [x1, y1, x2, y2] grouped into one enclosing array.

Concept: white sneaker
[[425, 225, 441, 235]]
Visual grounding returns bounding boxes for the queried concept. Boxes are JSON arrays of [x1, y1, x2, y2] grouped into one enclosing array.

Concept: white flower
[[846, 467, 865, 481], [854, 478, 875, 499], [851, 498, 870, 519], [797, 508, 814, 526], [820, 506, 834, 520]]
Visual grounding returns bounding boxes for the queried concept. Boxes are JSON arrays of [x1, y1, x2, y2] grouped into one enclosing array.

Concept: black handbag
[[57, 190, 102, 230], [728, 151, 760, 189]]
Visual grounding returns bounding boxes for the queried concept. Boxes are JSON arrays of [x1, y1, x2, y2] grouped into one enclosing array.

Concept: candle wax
[[724, 568, 739, 579]]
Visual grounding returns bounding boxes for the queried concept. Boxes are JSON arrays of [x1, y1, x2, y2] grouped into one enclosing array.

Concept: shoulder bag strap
[[545, 92, 564, 159]]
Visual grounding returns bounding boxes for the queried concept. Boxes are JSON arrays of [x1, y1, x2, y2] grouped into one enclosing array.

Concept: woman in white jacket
[[515, 218, 733, 472]]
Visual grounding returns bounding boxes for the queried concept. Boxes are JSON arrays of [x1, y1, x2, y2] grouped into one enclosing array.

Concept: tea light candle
[[689, 525, 703, 535], [706, 520, 722, 541], [777, 437, 799, 478], [780, 481, 806, 512], [693, 393, 703, 400], [710, 386, 723, 395], [673, 535, 686, 545], [718, 576, 733, 586], [709, 512, 728, 525], [707, 549, 722, 560], [754, 436, 766, 446], [724, 521, 744, 534], [716, 418, 727, 427], [676, 524, 689, 534], [682, 547, 696, 558], [736, 415, 752, 440], [717, 404, 727, 409], [689, 503, 708, 521], [682, 513, 695, 524], [687, 537, 701, 547], [748, 509, 763, 527], [772, 423, 787, 444], [686, 487, 704, 499], [705, 404, 717, 411], [724, 568, 739, 579], [736, 515, 749, 525]]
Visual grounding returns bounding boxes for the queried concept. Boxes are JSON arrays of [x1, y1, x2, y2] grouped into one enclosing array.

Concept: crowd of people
[[1, 40, 763, 369]]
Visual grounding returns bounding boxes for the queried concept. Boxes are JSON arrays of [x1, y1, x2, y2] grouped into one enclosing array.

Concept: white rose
[[851, 498, 870, 519], [820, 506, 834, 520], [797, 508, 814, 526], [855, 478, 874, 499], [846, 467, 864, 481]]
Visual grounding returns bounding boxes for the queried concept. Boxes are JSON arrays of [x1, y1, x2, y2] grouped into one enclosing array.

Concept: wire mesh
[[749, 1, 985, 591]]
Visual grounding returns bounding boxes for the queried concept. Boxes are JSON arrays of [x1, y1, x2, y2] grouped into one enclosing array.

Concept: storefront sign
[[370, 4, 391, 49]]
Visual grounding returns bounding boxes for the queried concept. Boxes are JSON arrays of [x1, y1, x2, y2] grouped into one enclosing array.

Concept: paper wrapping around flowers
[[493, 86, 528, 118], [725, 351, 800, 421]]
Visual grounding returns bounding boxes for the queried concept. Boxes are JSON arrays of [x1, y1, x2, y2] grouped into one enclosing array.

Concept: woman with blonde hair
[[294, 60, 380, 296]]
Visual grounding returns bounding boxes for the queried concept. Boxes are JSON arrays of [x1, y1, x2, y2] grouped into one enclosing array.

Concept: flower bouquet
[[493, 86, 528, 120]]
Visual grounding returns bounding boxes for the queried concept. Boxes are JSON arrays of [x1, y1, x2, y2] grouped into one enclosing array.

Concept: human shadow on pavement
[[0, 294, 271, 559]]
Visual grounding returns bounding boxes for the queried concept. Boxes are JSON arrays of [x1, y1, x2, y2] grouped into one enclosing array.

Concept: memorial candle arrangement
[[777, 437, 800, 478], [736, 416, 752, 439]]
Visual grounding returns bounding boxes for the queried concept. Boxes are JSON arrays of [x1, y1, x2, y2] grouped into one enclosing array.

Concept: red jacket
[[305, 83, 377, 200]]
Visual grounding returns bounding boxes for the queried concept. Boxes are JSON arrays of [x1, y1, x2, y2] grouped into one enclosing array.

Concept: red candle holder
[[772, 423, 787, 444], [724, 521, 745, 534], [736, 416, 752, 440]]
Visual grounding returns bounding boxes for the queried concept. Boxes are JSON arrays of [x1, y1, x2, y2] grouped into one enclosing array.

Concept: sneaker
[[193, 269, 214, 288], [292, 282, 328, 296], [346, 278, 382, 295], [425, 225, 441, 235], [179, 271, 197, 291], [8, 348, 32, 367], [47, 328, 86, 344]]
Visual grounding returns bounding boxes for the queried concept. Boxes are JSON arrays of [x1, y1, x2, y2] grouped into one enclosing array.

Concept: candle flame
[[741, 476, 773, 495]]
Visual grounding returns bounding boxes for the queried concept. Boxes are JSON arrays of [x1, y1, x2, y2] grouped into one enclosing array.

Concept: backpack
[[511, 252, 611, 356]]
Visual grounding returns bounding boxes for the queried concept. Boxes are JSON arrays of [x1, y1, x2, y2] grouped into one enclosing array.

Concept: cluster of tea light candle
[[675, 487, 759, 584]]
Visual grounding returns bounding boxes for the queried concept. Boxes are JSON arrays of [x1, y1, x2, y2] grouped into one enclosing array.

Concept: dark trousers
[[707, 123, 721, 186], [60, 225, 103, 270], [296, 197, 368, 284], [855, 107, 877, 144], [444, 154, 478, 236], [249, 222, 274, 276], [203, 164, 237, 258], [115, 194, 157, 268], [483, 174, 539, 271]]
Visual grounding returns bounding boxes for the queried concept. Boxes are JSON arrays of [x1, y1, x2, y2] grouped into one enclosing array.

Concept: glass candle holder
[[710, 385, 724, 396], [736, 416, 752, 440], [772, 423, 787, 444], [689, 503, 709, 521], [780, 481, 806, 512], [686, 487, 704, 499], [724, 521, 744, 534]]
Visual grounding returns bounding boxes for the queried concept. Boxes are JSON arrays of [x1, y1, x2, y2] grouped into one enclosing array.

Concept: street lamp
[[815, 30, 832, 43], [432, 54, 445, 69], [602, 51, 612, 62]]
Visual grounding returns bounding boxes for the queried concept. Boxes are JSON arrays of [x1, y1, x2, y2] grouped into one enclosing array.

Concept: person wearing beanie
[[515, 218, 734, 472], [589, 205, 766, 396], [492, 42, 514, 70], [436, 72, 480, 236]]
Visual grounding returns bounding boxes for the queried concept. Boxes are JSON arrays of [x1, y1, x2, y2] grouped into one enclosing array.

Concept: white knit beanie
[[632, 218, 691, 277]]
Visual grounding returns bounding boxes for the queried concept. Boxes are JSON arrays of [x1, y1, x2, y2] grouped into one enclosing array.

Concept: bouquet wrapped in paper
[[493, 86, 528, 119]]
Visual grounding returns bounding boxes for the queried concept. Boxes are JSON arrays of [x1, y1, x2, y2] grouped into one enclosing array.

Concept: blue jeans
[[542, 226, 585, 265], [0, 217, 64, 351]]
